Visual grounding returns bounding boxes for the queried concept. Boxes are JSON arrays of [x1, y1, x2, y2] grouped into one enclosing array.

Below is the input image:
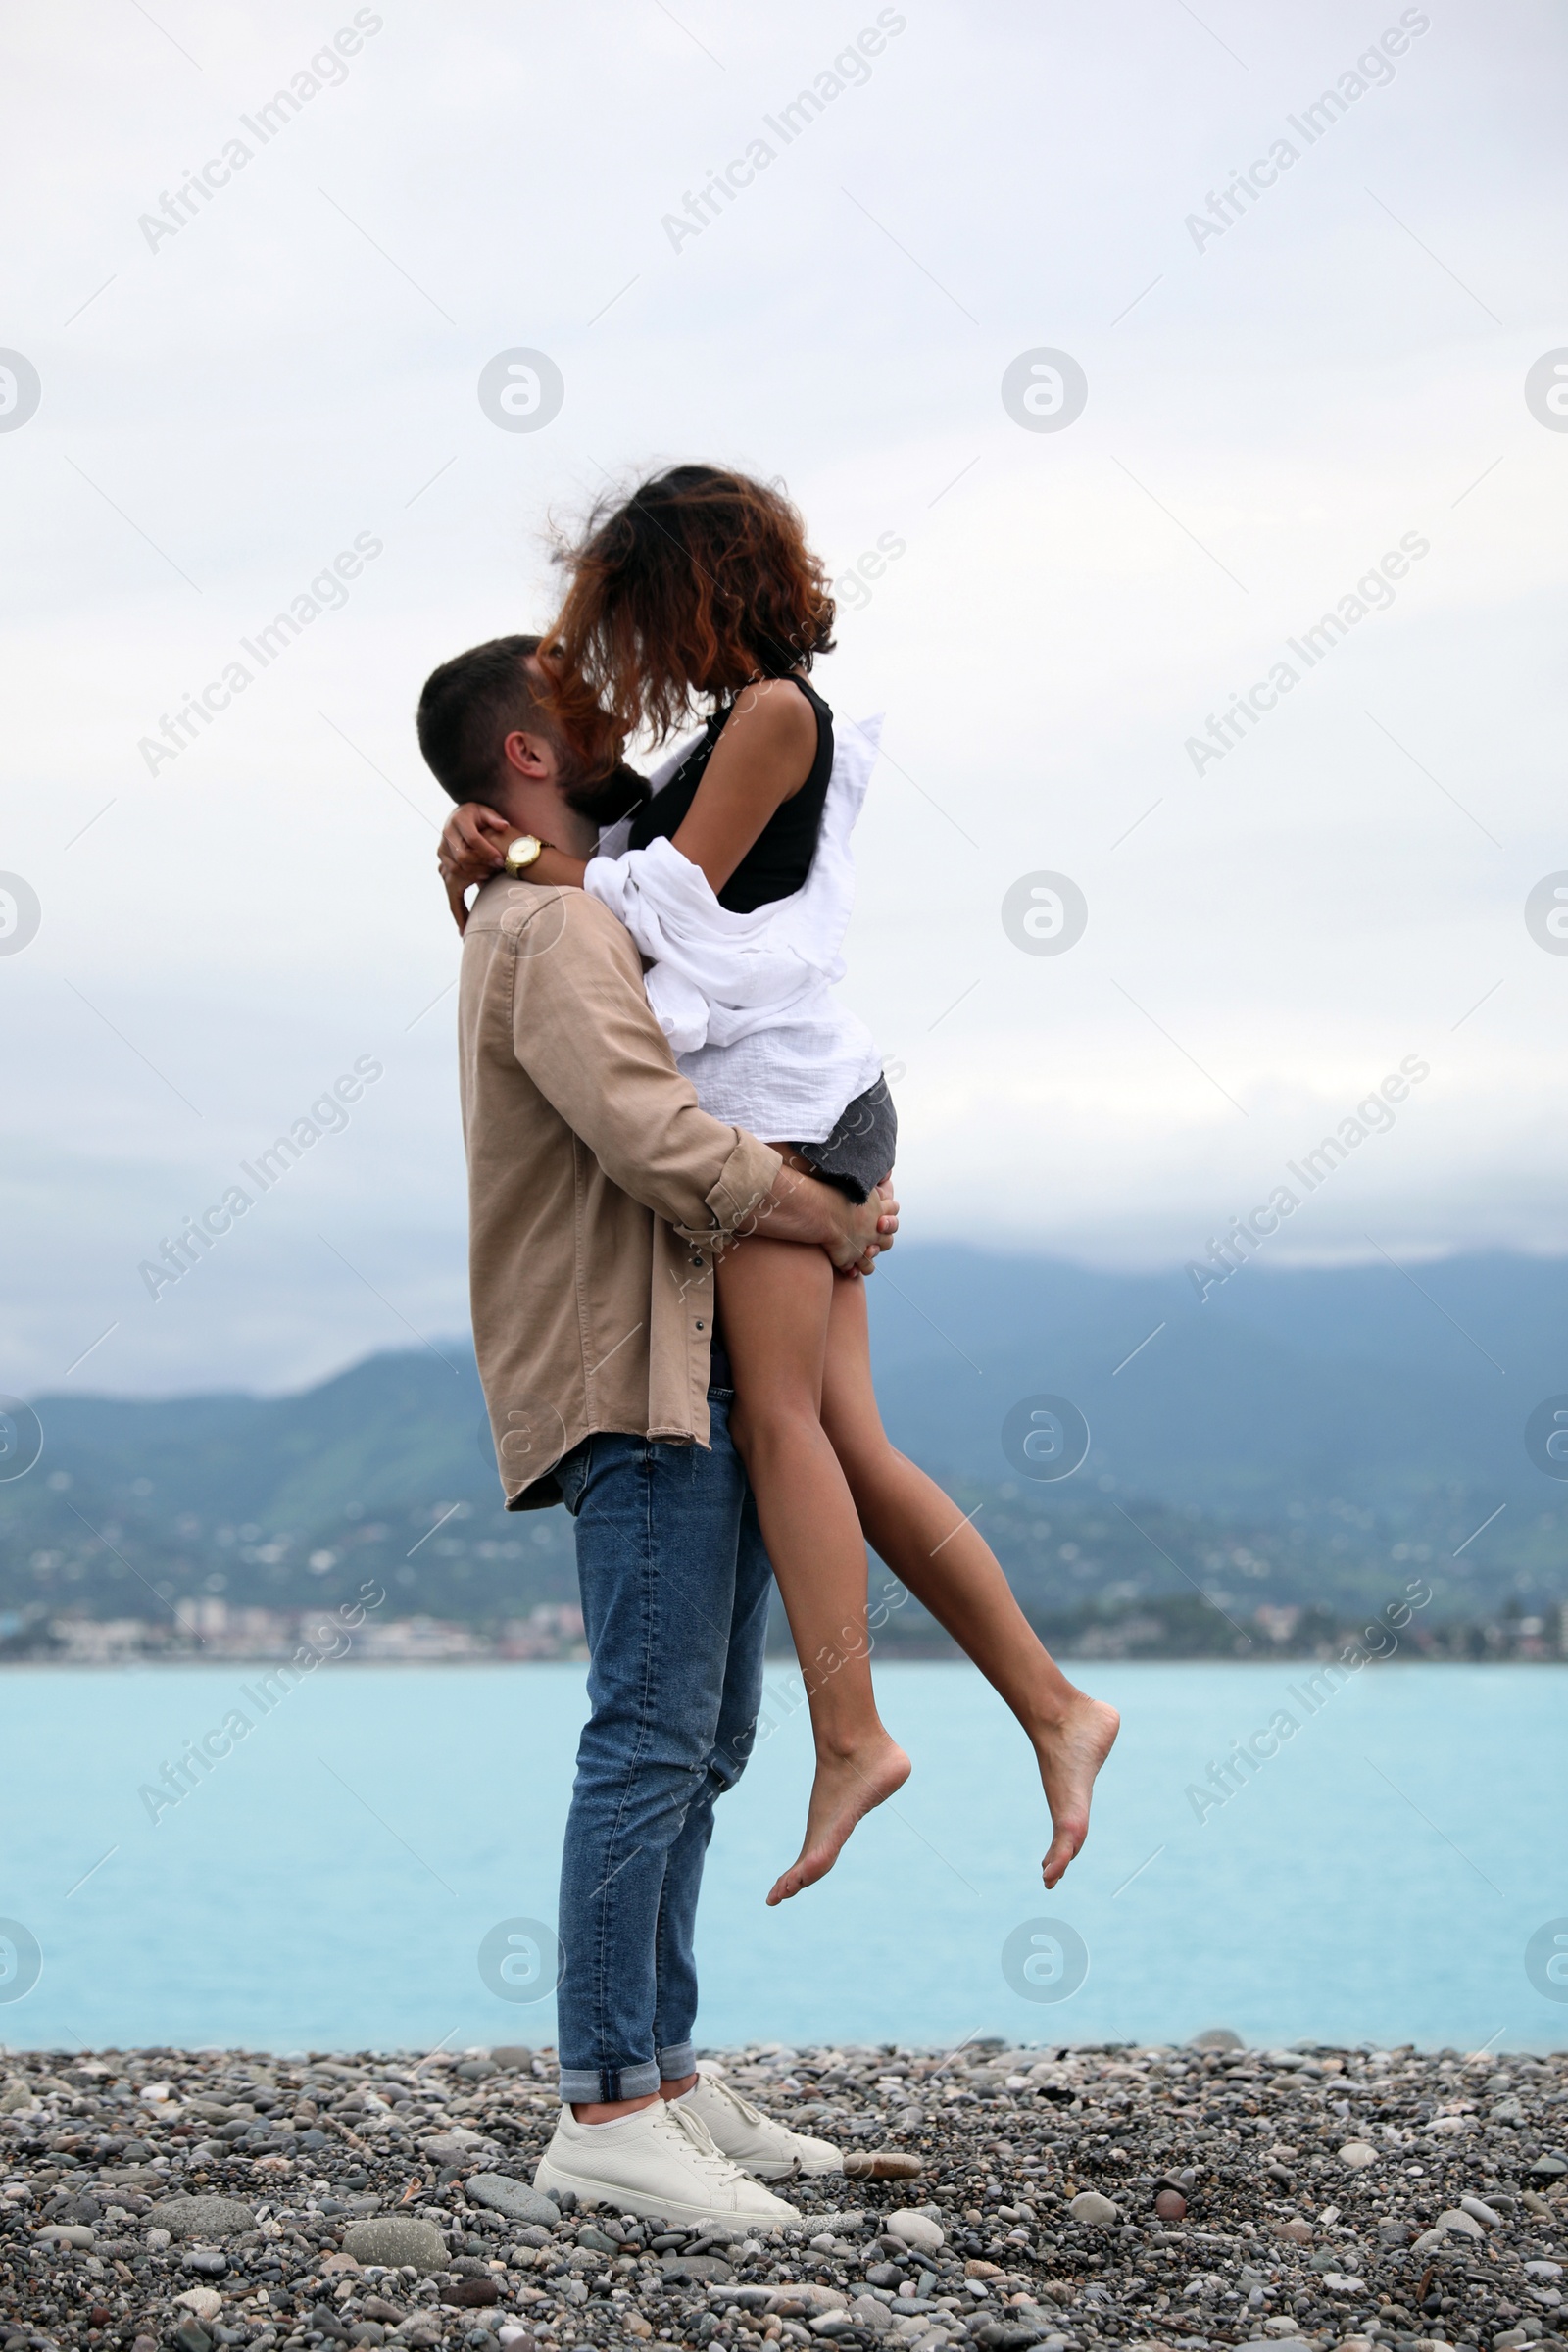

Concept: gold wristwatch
[[503, 834, 544, 875]]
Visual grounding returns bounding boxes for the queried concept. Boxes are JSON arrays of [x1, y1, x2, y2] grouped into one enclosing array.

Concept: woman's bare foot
[[1034, 1691, 1120, 1888], [766, 1733, 911, 1906]]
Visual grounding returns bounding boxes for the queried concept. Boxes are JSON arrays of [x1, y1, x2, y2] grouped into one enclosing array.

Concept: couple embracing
[[417, 464, 1118, 2228]]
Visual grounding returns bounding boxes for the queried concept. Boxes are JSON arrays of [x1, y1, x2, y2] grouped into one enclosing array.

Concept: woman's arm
[[436, 804, 587, 933], [669, 676, 817, 896]]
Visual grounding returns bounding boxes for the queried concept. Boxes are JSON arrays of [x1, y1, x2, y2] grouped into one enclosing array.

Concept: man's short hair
[[416, 633, 554, 808]]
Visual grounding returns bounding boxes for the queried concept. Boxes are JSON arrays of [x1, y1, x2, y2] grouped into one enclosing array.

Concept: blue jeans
[[554, 1387, 772, 2104]]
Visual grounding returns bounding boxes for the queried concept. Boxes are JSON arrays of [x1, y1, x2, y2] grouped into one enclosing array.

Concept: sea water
[[1, 1660, 1562, 2053]]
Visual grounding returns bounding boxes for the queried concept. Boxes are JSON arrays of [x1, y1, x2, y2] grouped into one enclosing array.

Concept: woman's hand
[[437, 802, 514, 933], [437, 804, 590, 935]]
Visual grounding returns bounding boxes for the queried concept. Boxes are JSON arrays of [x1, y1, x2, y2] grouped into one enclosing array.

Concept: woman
[[439, 464, 1119, 1904]]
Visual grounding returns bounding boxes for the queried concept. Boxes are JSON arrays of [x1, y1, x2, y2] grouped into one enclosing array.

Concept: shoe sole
[[535, 2152, 798, 2229]]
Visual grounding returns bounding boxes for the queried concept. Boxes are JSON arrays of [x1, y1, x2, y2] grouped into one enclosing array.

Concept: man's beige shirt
[[459, 874, 782, 1509]]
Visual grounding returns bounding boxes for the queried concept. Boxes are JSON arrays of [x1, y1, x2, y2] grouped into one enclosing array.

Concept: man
[[416, 637, 896, 2224]]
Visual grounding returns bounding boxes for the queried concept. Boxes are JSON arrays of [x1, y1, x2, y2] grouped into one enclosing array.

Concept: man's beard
[[562, 759, 650, 828]]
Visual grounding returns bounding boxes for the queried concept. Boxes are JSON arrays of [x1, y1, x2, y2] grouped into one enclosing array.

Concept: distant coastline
[[0, 1595, 1564, 1669]]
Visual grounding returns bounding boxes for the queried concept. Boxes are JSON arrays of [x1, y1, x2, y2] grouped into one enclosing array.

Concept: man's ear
[[502, 727, 554, 781]]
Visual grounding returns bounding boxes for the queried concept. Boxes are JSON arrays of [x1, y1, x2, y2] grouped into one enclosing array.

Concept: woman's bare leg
[[716, 1235, 909, 1905], [820, 1274, 1118, 1888]]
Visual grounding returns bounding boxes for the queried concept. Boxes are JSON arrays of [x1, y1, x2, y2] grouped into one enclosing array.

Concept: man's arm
[[739, 1158, 896, 1270], [502, 889, 887, 1266]]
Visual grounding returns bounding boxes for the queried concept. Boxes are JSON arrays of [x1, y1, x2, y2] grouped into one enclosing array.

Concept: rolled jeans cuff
[[658, 2041, 697, 2082], [558, 2059, 662, 2104]]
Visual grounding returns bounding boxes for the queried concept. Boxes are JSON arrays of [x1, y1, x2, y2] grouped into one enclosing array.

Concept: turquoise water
[[1, 1661, 1563, 2054]]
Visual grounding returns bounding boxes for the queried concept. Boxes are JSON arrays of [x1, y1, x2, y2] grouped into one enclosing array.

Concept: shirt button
[[694, 1320, 706, 1331]]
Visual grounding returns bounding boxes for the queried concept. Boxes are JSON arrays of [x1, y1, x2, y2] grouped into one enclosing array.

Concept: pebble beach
[[3, 2037, 1564, 2352]]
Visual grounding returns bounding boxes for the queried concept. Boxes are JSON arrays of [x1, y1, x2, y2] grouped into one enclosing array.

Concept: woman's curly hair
[[538, 463, 836, 767]]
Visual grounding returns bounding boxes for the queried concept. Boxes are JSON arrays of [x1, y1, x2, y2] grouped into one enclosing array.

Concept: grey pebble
[[342, 2216, 451, 2272], [663, 2252, 735, 2281], [466, 2173, 562, 2226], [151, 2195, 257, 2240]]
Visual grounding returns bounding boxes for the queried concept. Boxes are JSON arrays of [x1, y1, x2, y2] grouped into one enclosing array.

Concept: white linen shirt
[[583, 711, 885, 1146]]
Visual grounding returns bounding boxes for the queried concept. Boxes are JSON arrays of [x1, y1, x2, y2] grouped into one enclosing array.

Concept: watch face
[[505, 836, 538, 872]]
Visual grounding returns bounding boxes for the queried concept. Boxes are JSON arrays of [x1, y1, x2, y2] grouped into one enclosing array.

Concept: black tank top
[[626, 676, 833, 913]]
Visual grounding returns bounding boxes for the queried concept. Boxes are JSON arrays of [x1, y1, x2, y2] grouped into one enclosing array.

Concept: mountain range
[[3, 1247, 1564, 1636]]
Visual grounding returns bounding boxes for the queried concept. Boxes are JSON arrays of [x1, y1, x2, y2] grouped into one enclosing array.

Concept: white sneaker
[[675, 2063, 844, 2180], [534, 2096, 801, 2226]]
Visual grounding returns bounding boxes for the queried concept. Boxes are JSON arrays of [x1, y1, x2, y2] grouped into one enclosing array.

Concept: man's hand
[[850, 1178, 899, 1277], [748, 1163, 900, 1268], [437, 801, 514, 934], [823, 1192, 879, 1272], [829, 1178, 899, 1274]]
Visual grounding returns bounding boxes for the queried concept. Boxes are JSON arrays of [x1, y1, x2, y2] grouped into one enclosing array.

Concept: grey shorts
[[795, 1072, 898, 1203]]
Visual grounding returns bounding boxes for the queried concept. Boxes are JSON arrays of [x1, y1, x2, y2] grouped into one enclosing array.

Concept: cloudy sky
[[4, 0, 1567, 1399]]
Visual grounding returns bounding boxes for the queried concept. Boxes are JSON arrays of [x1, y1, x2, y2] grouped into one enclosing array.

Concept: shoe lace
[[660, 2096, 749, 2177], [701, 2071, 767, 2129]]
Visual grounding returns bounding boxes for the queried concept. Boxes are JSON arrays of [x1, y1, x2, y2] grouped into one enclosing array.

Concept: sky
[[3, 0, 1567, 1399]]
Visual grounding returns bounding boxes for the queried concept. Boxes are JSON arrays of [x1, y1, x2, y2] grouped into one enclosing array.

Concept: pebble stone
[[341, 2218, 451, 2271], [152, 2197, 259, 2240], [0, 2035, 1564, 2352], [467, 2179, 563, 2228], [884, 2213, 944, 2253]]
